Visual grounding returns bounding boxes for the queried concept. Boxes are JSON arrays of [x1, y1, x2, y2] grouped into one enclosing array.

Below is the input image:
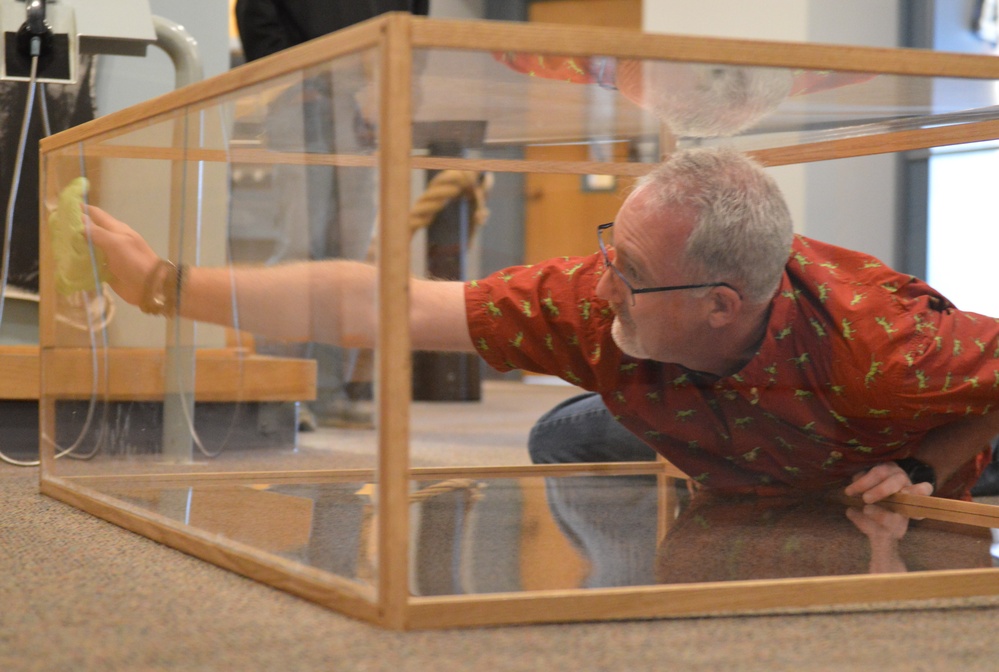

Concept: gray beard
[[611, 315, 652, 360]]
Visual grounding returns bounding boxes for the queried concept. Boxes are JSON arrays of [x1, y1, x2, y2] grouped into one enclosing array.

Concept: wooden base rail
[[0, 345, 315, 402]]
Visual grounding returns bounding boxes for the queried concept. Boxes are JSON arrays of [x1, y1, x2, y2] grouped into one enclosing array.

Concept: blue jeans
[[528, 392, 657, 464]]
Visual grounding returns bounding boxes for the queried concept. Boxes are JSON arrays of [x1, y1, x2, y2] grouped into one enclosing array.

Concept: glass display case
[[37, 13, 999, 629]]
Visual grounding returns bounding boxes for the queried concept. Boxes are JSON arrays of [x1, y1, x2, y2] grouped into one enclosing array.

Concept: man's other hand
[[844, 462, 933, 504]]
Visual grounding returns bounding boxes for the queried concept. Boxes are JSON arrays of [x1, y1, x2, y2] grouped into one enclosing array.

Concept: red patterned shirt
[[465, 235, 996, 499]]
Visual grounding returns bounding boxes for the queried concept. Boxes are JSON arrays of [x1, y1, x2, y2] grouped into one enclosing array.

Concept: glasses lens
[[598, 223, 633, 304], [598, 224, 613, 261]]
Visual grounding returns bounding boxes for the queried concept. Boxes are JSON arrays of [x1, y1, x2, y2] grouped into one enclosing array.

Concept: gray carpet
[[6, 463, 999, 671], [6, 379, 999, 670]]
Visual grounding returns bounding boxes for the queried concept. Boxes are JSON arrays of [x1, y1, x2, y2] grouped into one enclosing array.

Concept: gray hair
[[634, 148, 793, 304]]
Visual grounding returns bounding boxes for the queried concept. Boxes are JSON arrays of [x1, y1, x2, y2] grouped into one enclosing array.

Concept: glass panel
[[39, 47, 382, 597], [95, 477, 378, 595], [411, 47, 999, 158], [926, 143, 999, 316], [76, 472, 997, 597]]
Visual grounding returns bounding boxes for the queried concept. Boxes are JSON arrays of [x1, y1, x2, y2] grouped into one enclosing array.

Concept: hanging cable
[[38, 78, 52, 137], [56, 150, 111, 461], [1, 41, 107, 466], [0, 40, 44, 466], [170, 103, 247, 460]]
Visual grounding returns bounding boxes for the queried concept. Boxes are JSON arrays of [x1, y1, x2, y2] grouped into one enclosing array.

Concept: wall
[[918, 0, 999, 315], [95, 0, 229, 116], [90, 0, 230, 347], [431, 0, 486, 19], [643, 0, 902, 264]]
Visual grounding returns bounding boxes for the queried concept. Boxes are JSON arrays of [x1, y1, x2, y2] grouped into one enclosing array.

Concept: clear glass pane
[[926, 144, 999, 316], [406, 474, 995, 595], [40, 47, 382, 597], [61, 469, 997, 599], [411, 47, 999, 157]]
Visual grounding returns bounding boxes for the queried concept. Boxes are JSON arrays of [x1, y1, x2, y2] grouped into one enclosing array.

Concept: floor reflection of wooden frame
[[42, 460, 999, 629], [354, 478, 485, 586]]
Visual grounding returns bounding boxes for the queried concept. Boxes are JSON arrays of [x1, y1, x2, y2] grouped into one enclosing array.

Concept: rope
[[365, 169, 494, 261], [408, 169, 493, 236]]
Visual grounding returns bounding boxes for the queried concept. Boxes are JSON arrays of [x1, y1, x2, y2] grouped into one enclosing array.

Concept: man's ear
[[706, 286, 741, 328]]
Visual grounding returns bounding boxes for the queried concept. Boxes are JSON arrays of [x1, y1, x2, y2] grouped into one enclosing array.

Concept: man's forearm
[[913, 412, 999, 486], [175, 259, 476, 352], [178, 260, 377, 345]]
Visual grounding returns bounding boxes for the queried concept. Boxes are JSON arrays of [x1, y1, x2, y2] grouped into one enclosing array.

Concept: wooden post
[[377, 12, 415, 629]]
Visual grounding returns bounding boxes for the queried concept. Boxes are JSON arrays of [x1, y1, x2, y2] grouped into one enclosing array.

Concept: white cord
[[4, 59, 248, 466], [55, 156, 112, 462], [173, 104, 246, 459], [0, 47, 44, 466], [2, 47, 107, 466]]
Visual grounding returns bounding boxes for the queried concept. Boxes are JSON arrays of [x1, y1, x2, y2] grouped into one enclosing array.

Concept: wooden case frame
[[37, 13, 999, 630]]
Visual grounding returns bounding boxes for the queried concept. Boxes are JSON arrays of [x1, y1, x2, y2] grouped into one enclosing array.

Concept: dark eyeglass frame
[[597, 222, 741, 305]]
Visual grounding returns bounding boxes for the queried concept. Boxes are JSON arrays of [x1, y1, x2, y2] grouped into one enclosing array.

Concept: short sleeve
[[465, 254, 619, 390]]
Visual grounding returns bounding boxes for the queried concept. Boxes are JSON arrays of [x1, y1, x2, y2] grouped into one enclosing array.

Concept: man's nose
[[596, 266, 623, 304]]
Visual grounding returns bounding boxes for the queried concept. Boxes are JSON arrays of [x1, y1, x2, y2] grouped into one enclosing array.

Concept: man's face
[[596, 189, 710, 364]]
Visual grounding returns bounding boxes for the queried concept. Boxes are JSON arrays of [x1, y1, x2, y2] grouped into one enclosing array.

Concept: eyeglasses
[[597, 222, 740, 305]]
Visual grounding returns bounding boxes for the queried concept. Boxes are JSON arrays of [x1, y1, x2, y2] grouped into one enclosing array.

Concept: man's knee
[[527, 392, 656, 464], [528, 392, 601, 464]]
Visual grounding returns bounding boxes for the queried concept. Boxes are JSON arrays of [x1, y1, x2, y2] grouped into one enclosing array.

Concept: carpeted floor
[[4, 381, 999, 671]]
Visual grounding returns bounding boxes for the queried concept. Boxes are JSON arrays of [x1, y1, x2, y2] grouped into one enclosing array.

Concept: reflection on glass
[[98, 474, 994, 596], [655, 492, 992, 582], [415, 46, 999, 159], [489, 52, 883, 139], [491, 52, 794, 138], [228, 59, 379, 431]]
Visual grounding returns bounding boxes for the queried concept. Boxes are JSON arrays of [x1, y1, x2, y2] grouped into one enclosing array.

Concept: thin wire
[[195, 102, 248, 456], [39, 148, 110, 462], [38, 81, 51, 136], [62, 146, 112, 460], [173, 103, 246, 459], [0, 49, 107, 465], [0, 51, 43, 466], [0, 58, 39, 338], [205, 102, 249, 455], [171, 111, 215, 458]]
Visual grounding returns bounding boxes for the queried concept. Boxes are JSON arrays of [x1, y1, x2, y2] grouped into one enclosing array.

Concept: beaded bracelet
[[139, 259, 185, 317]]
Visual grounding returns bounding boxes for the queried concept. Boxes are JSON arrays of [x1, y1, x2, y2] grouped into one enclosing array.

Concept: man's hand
[[83, 205, 161, 308], [844, 462, 933, 504]]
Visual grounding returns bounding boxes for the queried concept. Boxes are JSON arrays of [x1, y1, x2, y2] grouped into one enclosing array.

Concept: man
[[235, 1, 429, 64], [84, 147, 999, 503]]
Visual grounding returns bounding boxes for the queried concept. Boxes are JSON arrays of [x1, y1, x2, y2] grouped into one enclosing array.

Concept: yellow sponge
[[48, 177, 112, 296]]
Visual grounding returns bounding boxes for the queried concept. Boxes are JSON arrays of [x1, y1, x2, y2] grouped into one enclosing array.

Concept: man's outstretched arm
[[85, 205, 475, 352]]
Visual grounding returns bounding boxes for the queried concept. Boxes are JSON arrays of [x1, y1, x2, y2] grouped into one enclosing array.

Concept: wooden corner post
[[377, 12, 415, 629]]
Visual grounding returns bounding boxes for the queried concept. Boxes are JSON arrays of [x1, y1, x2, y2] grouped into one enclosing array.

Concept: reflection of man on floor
[[544, 475, 661, 588], [654, 493, 994, 582], [86, 146, 999, 505], [543, 476, 994, 589]]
